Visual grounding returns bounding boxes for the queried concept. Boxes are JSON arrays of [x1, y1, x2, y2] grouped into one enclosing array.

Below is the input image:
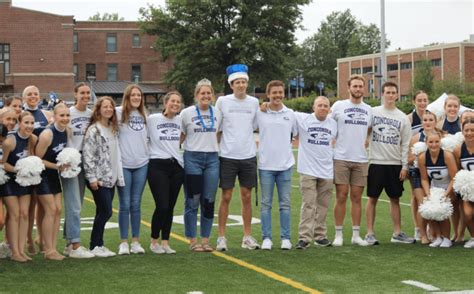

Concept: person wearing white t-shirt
[[116, 85, 149, 255], [257, 81, 297, 250], [331, 75, 372, 247], [294, 96, 338, 249], [216, 64, 260, 251], [147, 92, 184, 255], [182, 79, 222, 252], [61, 83, 94, 259]]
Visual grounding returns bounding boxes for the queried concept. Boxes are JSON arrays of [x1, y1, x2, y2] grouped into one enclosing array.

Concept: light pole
[[87, 75, 96, 103], [380, 0, 386, 105]]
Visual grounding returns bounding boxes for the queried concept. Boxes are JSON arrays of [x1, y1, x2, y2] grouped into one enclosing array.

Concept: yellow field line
[[84, 196, 322, 294]]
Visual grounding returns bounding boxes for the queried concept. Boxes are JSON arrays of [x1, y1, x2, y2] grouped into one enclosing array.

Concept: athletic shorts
[[333, 160, 368, 187], [1, 174, 32, 197], [36, 170, 62, 195], [408, 167, 422, 189], [367, 164, 404, 198], [219, 156, 257, 189]]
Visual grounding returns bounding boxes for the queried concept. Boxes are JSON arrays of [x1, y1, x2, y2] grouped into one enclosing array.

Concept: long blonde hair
[[121, 84, 147, 124]]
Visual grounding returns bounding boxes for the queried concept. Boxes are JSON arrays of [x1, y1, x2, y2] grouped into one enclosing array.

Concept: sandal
[[201, 243, 214, 252], [189, 243, 204, 252]]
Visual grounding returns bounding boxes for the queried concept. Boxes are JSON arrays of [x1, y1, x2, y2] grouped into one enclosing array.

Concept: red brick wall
[[464, 46, 474, 83], [443, 47, 460, 80], [338, 62, 349, 99]]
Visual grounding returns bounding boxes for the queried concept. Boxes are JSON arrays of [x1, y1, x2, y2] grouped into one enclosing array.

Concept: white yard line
[[401, 280, 440, 291]]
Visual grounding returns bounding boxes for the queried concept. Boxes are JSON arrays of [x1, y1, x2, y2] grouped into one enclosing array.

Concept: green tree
[[413, 59, 434, 96], [89, 12, 124, 21], [139, 0, 310, 102], [299, 9, 389, 91]]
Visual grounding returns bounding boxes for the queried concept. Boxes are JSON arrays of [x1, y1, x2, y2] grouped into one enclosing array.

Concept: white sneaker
[[216, 237, 228, 251], [118, 242, 130, 255], [261, 239, 273, 250], [130, 242, 145, 254], [69, 246, 95, 259], [281, 239, 292, 250], [63, 244, 72, 257], [0, 242, 10, 259], [414, 228, 421, 241], [333, 236, 343, 247], [150, 243, 165, 254], [439, 237, 452, 248], [464, 238, 474, 248], [429, 237, 443, 248], [241, 236, 260, 250], [351, 236, 369, 246], [162, 245, 176, 254], [102, 246, 116, 257], [91, 246, 109, 258]]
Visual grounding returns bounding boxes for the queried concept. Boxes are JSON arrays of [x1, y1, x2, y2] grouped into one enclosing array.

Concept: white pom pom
[[441, 134, 462, 152], [14, 156, 45, 187], [56, 147, 82, 178], [454, 132, 464, 145], [412, 142, 427, 156], [0, 167, 10, 185], [453, 169, 474, 202], [418, 187, 453, 221]]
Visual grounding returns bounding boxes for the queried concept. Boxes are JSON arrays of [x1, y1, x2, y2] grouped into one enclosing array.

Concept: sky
[[12, 0, 474, 51]]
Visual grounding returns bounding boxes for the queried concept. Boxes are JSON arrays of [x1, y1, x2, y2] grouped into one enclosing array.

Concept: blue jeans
[[89, 185, 115, 249], [259, 168, 292, 240], [183, 151, 219, 239], [61, 168, 86, 244], [117, 164, 148, 240]]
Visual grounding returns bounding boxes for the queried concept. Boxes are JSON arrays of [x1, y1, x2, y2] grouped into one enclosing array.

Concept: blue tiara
[[226, 64, 248, 76]]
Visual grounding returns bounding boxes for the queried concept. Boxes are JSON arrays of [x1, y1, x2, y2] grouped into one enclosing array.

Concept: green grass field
[[1, 152, 474, 293]]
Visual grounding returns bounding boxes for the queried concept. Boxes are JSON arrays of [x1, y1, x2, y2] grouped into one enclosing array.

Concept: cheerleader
[[116, 85, 148, 255], [2, 112, 37, 262], [0, 124, 9, 258], [5, 96, 23, 121], [83, 96, 124, 257], [147, 91, 184, 254], [407, 91, 429, 135], [35, 104, 70, 260], [407, 111, 438, 244], [453, 117, 474, 248], [418, 130, 458, 247], [437, 94, 461, 135]]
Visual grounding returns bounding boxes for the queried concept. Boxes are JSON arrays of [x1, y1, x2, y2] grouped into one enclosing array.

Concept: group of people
[[0, 64, 473, 263]]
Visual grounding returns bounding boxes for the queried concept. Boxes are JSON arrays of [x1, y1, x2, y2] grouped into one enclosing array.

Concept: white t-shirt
[[116, 107, 149, 169], [181, 105, 222, 152], [69, 106, 92, 151], [147, 113, 183, 167], [331, 99, 372, 163], [296, 112, 337, 179], [257, 106, 297, 171], [216, 94, 259, 160]]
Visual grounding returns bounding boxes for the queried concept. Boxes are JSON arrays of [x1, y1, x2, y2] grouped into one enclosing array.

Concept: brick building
[[0, 0, 171, 101], [337, 40, 474, 100]]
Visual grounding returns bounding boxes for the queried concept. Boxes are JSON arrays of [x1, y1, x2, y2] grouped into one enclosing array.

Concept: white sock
[[335, 226, 343, 238], [352, 226, 361, 238]]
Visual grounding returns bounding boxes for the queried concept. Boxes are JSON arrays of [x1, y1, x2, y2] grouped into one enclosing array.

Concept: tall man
[[331, 75, 372, 246], [364, 82, 415, 245], [216, 64, 260, 251]]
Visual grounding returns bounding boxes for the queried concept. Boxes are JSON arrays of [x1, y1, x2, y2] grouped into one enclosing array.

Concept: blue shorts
[[36, 170, 62, 195], [1, 173, 32, 197], [409, 167, 422, 189]]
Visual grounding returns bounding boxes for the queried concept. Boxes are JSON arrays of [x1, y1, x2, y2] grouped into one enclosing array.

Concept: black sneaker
[[296, 240, 310, 249], [314, 238, 332, 247]]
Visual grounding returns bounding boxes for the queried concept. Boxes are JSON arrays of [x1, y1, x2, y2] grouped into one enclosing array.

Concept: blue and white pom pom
[[441, 134, 463, 152], [14, 156, 45, 186], [412, 142, 427, 156], [453, 169, 474, 202], [0, 166, 10, 185], [56, 147, 82, 178], [418, 187, 453, 221]]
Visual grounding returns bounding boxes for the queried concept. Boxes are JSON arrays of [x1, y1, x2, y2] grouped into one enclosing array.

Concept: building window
[[107, 33, 117, 52], [73, 64, 78, 81], [431, 58, 441, 67], [351, 68, 361, 74], [0, 44, 10, 74], [86, 64, 96, 79], [107, 64, 118, 81], [400, 62, 412, 70], [362, 66, 373, 74], [387, 64, 398, 71], [132, 34, 141, 47], [131, 64, 141, 82], [73, 33, 79, 52]]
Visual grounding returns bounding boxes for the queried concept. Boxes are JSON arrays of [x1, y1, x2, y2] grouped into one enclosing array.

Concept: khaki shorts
[[333, 160, 368, 187]]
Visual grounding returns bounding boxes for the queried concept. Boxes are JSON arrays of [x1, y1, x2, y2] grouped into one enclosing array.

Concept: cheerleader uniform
[[409, 131, 427, 188], [2, 133, 32, 196], [36, 125, 67, 195], [459, 142, 474, 171], [425, 149, 450, 190], [25, 107, 49, 136], [442, 117, 461, 135], [411, 110, 423, 135]]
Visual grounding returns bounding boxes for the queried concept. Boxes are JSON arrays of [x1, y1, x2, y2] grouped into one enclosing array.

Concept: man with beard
[[331, 75, 372, 246]]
